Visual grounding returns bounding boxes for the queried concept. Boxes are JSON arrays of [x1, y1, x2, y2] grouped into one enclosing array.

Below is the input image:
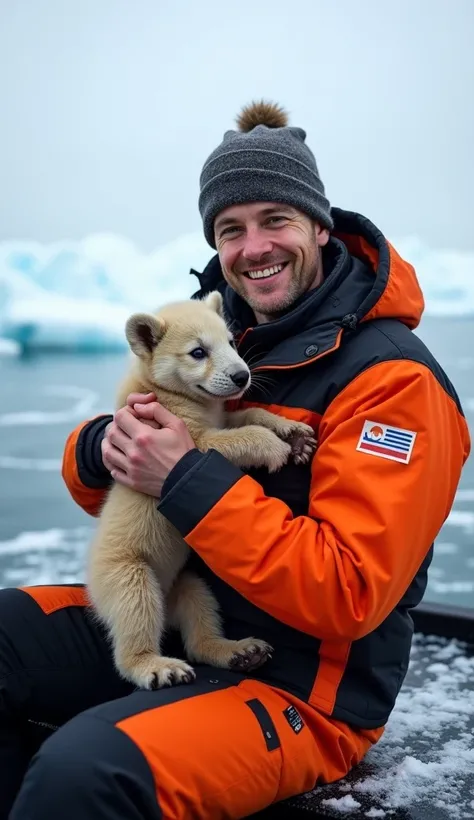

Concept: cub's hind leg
[[168, 570, 273, 673], [87, 486, 195, 690]]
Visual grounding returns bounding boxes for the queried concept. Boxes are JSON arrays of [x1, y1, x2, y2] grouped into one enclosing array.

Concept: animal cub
[[87, 291, 316, 690]]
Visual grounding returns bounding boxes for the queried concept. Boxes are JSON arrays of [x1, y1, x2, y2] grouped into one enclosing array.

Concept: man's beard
[[246, 285, 300, 319], [241, 255, 321, 320]]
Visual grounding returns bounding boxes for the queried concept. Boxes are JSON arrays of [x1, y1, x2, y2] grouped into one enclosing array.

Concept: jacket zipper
[[27, 718, 60, 732]]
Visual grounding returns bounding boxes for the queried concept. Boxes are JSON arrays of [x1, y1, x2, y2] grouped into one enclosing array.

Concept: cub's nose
[[230, 369, 250, 388]]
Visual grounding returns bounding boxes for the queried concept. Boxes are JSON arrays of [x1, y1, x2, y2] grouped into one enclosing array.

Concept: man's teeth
[[247, 263, 284, 280]]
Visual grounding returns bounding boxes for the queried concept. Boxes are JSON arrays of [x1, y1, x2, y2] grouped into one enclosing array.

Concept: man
[[1, 100, 470, 819]]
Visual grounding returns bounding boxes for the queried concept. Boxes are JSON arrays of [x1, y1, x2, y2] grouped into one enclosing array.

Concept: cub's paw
[[188, 636, 272, 670], [119, 653, 196, 690], [228, 638, 274, 672], [264, 436, 293, 473], [278, 421, 317, 465]]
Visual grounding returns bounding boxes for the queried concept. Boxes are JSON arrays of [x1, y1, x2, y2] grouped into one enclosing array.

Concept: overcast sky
[[1, 0, 473, 253]]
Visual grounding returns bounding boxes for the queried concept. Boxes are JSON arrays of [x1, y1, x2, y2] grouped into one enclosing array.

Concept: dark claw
[[229, 644, 273, 672]]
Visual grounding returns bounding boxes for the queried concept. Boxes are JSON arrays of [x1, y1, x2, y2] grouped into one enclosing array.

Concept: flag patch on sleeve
[[356, 420, 417, 464]]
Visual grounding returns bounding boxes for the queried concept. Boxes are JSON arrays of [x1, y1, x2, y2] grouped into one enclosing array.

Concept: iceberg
[[0, 232, 212, 354], [392, 236, 474, 318], [0, 230, 473, 354]]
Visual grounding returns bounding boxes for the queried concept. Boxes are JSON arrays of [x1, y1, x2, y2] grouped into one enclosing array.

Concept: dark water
[[0, 316, 473, 608]]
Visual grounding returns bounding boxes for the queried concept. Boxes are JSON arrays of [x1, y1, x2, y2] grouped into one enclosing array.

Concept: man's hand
[[101, 394, 196, 498], [102, 393, 158, 474]]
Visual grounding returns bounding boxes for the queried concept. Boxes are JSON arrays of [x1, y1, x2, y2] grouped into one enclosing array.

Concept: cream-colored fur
[[87, 291, 316, 690]]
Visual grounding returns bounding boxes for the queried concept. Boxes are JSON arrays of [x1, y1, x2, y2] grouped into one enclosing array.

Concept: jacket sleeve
[[62, 415, 113, 517], [158, 359, 471, 641]]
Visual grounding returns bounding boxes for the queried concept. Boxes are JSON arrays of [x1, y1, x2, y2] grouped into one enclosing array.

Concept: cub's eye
[[189, 347, 207, 360]]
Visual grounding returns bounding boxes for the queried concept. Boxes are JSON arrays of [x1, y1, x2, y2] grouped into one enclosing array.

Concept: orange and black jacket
[[63, 208, 471, 730]]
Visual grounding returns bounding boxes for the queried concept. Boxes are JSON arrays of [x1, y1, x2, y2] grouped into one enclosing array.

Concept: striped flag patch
[[356, 420, 417, 464]]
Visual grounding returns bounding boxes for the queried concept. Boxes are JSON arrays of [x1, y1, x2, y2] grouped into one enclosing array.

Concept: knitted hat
[[198, 100, 334, 248]]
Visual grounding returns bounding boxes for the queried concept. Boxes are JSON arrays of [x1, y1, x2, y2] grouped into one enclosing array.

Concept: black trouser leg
[[9, 710, 163, 820], [0, 720, 29, 818], [0, 585, 133, 819]]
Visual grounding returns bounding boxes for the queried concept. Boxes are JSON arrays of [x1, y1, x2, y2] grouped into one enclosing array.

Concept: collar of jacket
[[235, 237, 365, 369]]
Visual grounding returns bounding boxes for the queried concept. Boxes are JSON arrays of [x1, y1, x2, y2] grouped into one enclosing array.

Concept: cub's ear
[[125, 313, 166, 358], [204, 290, 224, 317]]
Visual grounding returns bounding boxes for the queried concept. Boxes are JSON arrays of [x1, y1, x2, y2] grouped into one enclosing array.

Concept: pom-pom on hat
[[198, 99, 334, 248]]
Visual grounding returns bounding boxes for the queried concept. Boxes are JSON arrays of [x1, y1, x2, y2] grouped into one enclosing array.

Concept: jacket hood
[[331, 208, 424, 329], [189, 208, 425, 369]]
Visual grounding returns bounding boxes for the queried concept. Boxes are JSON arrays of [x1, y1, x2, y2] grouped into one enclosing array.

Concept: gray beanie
[[198, 100, 334, 248]]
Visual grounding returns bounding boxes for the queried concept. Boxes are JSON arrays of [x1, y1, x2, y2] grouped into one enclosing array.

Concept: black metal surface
[[249, 601, 474, 819], [411, 599, 474, 643]]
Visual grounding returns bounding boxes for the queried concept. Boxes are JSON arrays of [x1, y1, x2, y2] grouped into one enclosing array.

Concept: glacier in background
[[1, 231, 473, 354]]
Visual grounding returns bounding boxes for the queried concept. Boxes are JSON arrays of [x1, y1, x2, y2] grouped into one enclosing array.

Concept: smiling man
[[1, 101, 471, 820]]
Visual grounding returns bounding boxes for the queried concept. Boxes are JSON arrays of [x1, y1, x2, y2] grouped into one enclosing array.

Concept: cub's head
[[125, 291, 251, 401]]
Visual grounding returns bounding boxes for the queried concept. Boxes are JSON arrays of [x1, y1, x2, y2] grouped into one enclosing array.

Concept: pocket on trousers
[[244, 698, 281, 752]]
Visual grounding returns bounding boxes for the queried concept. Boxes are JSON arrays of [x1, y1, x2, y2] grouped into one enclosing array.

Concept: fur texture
[[87, 292, 316, 690], [236, 100, 289, 132]]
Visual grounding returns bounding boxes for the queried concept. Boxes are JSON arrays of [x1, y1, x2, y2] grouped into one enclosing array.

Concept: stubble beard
[[249, 280, 301, 321], [244, 245, 322, 322]]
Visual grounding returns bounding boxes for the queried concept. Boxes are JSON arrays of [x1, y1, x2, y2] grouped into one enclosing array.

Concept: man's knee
[[0, 587, 30, 636], [10, 711, 162, 819], [0, 586, 85, 660], [0, 587, 83, 715], [0, 589, 37, 712]]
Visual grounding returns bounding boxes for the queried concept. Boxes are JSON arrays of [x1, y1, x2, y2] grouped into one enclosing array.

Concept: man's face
[[214, 202, 330, 323]]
